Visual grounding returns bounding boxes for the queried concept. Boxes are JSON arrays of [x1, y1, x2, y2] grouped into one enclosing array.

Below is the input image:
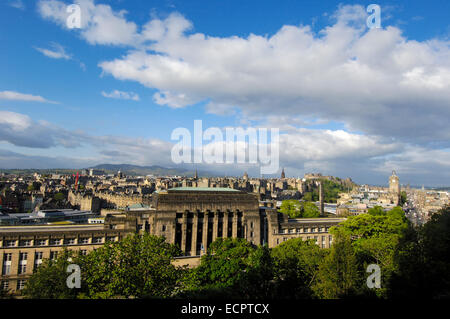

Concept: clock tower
[[389, 170, 400, 195]]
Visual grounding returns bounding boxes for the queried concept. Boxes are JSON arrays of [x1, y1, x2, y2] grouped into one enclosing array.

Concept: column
[[212, 211, 219, 242], [232, 212, 238, 238], [223, 211, 229, 238], [181, 212, 187, 255], [202, 212, 209, 254], [191, 212, 199, 256]]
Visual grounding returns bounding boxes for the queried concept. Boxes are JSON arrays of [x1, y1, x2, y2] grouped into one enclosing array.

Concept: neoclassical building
[[2, 187, 345, 293], [105, 187, 344, 255]]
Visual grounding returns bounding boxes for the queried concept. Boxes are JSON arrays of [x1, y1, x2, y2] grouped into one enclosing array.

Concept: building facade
[[0, 224, 125, 293], [1, 187, 345, 294]]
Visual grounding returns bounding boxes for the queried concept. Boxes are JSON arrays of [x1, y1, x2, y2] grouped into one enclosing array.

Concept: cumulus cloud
[[98, 6, 450, 145], [0, 91, 58, 104], [37, 0, 140, 46], [34, 1, 450, 184], [101, 90, 139, 101], [37, 1, 450, 145]]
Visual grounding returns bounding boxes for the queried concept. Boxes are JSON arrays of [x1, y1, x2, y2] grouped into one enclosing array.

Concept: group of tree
[[279, 200, 320, 218], [302, 179, 349, 203], [16, 205, 450, 299]]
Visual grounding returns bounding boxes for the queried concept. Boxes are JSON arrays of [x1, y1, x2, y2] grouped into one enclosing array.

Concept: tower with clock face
[[389, 170, 400, 195]]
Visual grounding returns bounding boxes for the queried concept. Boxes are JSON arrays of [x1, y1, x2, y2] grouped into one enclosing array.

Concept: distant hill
[[0, 164, 209, 177], [89, 164, 203, 177]]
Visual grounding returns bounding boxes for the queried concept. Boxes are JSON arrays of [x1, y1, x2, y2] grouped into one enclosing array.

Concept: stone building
[[68, 190, 101, 213], [106, 187, 264, 256], [2, 186, 345, 294], [0, 224, 124, 293], [105, 187, 344, 255]]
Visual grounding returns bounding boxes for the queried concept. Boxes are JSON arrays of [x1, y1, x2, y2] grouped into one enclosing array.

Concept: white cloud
[[93, 7, 450, 145], [34, 2, 450, 184], [0, 91, 58, 104], [35, 42, 72, 60], [101, 90, 140, 101], [8, 0, 25, 10], [37, 0, 140, 46]]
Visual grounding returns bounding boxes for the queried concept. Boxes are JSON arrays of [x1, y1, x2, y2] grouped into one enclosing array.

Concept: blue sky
[[0, 0, 449, 186]]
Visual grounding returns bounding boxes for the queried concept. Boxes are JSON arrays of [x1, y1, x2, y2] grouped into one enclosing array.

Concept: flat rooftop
[[0, 224, 105, 233]]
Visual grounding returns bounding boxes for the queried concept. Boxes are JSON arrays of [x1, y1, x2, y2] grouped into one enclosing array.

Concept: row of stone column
[[179, 211, 240, 256]]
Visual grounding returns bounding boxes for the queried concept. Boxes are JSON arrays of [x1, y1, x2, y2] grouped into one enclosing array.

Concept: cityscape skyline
[[1, 0, 450, 186]]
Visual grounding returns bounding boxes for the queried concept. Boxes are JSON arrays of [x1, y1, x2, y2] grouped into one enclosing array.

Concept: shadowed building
[[146, 187, 263, 256]]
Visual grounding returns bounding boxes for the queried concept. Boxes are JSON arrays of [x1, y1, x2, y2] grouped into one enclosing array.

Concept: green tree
[[279, 200, 302, 218], [368, 206, 385, 216], [279, 200, 320, 218], [79, 233, 182, 299], [271, 238, 325, 298], [330, 207, 408, 297], [400, 191, 407, 206], [192, 238, 254, 291], [312, 233, 361, 299], [390, 206, 450, 298], [302, 202, 320, 218], [180, 238, 277, 299], [22, 249, 79, 299], [239, 245, 276, 299]]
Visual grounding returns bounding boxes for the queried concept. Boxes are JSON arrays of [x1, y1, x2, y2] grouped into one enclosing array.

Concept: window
[[64, 238, 76, 245], [36, 239, 46, 246], [50, 251, 58, 260], [18, 264, 27, 274], [296, 228, 301, 233], [19, 252, 28, 261], [329, 235, 333, 244], [50, 239, 61, 246], [93, 237, 103, 244], [79, 250, 87, 256], [106, 236, 116, 242], [162, 225, 166, 232], [19, 240, 32, 247], [80, 238, 89, 244], [1, 281, 9, 291], [17, 280, 26, 290], [5, 240, 16, 247], [2, 253, 12, 275], [250, 231, 254, 238], [250, 221, 254, 229], [34, 252, 43, 269], [304, 228, 309, 233]]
